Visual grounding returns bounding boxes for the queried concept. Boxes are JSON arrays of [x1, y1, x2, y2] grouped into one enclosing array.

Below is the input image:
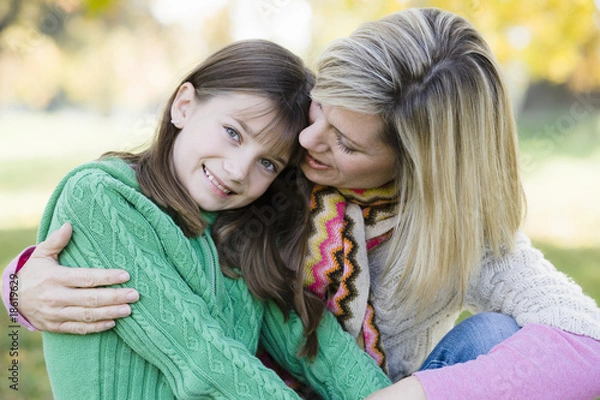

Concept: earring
[[171, 119, 181, 128]]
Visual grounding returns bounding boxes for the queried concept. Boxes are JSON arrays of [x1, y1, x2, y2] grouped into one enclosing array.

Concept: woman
[[4, 39, 390, 399], [5, 8, 600, 399]]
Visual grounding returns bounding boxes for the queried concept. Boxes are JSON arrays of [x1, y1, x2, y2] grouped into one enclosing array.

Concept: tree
[[307, 0, 600, 91], [0, 0, 21, 36]]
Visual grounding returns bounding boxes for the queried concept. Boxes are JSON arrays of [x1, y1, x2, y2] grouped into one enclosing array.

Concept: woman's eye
[[226, 127, 240, 141], [260, 159, 276, 172], [336, 136, 355, 154]]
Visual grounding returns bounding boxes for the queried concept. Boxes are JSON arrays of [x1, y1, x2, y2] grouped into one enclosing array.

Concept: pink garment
[[415, 323, 600, 399], [2, 246, 37, 331]]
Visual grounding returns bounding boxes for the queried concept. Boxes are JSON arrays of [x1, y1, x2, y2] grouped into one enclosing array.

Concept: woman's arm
[[260, 301, 392, 399], [371, 232, 600, 399], [3, 246, 36, 330], [466, 231, 600, 339], [366, 325, 600, 399], [434, 231, 600, 399], [2, 223, 139, 333]]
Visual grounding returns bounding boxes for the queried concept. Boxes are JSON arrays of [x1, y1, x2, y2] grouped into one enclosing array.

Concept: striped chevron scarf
[[304, 183, 397, 370]]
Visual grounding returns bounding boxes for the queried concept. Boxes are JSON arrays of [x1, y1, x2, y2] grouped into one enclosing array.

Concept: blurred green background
[[1, 0, 599, 398]]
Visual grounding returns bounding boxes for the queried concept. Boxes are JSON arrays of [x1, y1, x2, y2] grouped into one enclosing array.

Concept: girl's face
[[298, 101, 397, 189], [171, 85, 290, 211]]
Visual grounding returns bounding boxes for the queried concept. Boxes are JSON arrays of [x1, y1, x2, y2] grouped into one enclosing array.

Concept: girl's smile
[[203, 165, 234, 196]]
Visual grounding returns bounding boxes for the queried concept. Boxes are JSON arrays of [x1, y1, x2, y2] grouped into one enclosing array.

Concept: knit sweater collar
[[84, 158, 218, 225]]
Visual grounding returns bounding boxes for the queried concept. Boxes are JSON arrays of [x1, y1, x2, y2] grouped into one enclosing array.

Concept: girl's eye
[[336, 136, 355, 154], [226, 127, 240, 141], [260, 159, 277, 173]]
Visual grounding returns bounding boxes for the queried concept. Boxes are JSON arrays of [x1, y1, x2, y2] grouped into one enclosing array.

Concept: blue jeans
[[419, 312, 520, 370]]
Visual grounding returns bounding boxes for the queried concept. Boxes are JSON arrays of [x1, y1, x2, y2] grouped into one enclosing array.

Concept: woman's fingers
[[17, 260, 139, 331], [57, 266, 132, 288], [53, 320, 117, 335], [32, 222, 73, 260], [30, 297, 137, 334], [54, 287, 139, 308], [29, 222, 132, 288], [56, 304, 133, 324], [14, 222, 140, 333]]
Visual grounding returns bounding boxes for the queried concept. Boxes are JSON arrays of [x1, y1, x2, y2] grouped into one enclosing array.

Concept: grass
[[0, 109, 599, 399]]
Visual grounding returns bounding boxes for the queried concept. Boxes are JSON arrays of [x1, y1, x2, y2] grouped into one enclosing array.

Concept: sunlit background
[[1, 1, 599, 398]]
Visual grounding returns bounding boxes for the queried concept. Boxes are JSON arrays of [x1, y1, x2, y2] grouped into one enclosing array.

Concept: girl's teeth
[[204, 167, 231, 194]]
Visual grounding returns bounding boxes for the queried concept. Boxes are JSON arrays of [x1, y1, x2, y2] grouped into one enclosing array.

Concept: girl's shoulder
[[60, 158, 138, 190], [38, 158, 148, 239]]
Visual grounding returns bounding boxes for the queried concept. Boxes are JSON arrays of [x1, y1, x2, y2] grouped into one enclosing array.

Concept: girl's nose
[[223, 156, 251, 182]]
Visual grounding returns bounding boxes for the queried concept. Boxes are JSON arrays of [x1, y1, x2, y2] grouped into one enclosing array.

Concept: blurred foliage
[[0, 0, 232, 112], [309, 0, 600, 90], [0, 0, 599, 112]]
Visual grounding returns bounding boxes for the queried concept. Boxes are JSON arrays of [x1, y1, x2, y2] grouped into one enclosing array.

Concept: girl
[[10, 39, 390, 399]]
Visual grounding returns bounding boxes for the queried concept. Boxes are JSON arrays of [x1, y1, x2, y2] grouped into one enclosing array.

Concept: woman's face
[[171, 86, 290, 211], [299, 101, 397, 189]]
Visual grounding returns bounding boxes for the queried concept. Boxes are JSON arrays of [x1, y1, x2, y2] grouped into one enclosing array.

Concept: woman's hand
[[17, 223, 139, 334], [366, 376, 427, 400]]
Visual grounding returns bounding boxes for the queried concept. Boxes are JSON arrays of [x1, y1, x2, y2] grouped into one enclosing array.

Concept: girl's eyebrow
[[233, 117, 289, 166], [273, 155, 288, 167], [267, 143, 291, 167], [233, 117, 255, 136]]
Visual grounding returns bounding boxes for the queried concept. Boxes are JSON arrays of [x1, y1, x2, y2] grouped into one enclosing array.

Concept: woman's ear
[[170, 82, 196, 129]]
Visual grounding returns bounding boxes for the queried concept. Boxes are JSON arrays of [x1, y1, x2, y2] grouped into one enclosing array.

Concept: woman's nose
[[299, 120, 328, 153]]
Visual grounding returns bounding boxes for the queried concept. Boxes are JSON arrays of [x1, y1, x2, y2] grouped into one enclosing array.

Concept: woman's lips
[[304, 153, 332, 170]]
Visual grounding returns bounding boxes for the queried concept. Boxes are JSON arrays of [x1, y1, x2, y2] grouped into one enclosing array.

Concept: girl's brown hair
[[105, 39, 323, 357]]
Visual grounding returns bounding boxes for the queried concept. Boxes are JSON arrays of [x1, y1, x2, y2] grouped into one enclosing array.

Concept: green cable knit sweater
[[38, 159, 391, 400]]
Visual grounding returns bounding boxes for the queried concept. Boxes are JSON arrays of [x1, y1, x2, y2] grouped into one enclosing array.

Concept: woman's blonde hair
[[312, 8, 526, 312]]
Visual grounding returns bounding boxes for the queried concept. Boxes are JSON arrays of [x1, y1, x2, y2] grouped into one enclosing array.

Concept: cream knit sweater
[[368, 231, 600, 382]]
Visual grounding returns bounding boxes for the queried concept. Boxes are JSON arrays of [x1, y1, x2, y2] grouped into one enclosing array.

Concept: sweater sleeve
[[2, 247, 37, 331], [41, 167, 304, 399], [260, 302, 392, 399], [414, 324, 600, 399], [465, 231, 600, 339], [444, 231, 600, 398]]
